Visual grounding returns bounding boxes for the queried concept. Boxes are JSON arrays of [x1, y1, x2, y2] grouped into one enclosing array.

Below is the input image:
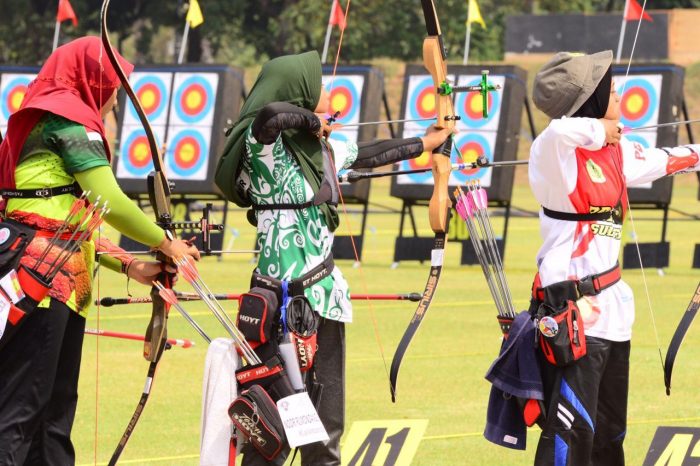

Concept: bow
[[100, 1, 176, 462], [663, 282, 700, 394], [388, 0, 457, 403]]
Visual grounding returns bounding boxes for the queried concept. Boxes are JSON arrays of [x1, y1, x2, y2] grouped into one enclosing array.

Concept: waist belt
[[532, 262, 621, 302], [251, 253, 335, 297], [541, 206, 612, 222], [1, 183, 80, 199]]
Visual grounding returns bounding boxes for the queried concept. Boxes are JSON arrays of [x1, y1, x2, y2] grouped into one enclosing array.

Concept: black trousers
[[535, 336, 630, 466], [0, 300, 85, 466], [242, 317, 345, 466]]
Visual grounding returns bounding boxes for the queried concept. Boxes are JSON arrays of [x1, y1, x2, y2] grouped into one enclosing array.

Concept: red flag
[[329, 0, 346, 30], [56, 0, 78, 26], [625, 0, 652, 22]]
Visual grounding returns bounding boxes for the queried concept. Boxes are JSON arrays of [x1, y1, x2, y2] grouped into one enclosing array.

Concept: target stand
[[390, 65, 528, 266], [114, 64, 245, 253], [322, 65, 386, 261], [612, 64, 685, 269]]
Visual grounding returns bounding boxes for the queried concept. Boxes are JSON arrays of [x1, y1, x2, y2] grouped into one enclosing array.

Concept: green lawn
[[72, 173, 700, 465]]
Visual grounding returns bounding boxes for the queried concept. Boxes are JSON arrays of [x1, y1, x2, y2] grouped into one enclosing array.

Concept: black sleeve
[[251, 102, 321, 144], [350, 137, 424, 169]]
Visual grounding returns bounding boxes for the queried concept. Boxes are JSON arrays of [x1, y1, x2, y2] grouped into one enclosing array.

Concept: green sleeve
[[99, 254, 124, 273], [74, 166, 165, 248]]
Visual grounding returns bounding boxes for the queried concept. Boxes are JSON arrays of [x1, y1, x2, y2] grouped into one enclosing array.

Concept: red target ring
[[127, 135, 152, 169], [180, 83, 207, 116], [136, 83, 162, 116], [330, 86, 353, 120], [621, 86, 650, 122], [415, 86, 437, 119], [457, 141, 483, 176], [463, 92, 493, 120], [173, 136, 201, 169], [407, 150, 431, 170]]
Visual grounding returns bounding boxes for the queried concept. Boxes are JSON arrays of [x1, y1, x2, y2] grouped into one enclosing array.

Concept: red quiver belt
[[228, 384, 286, 461], [235, 355, 295, 402]]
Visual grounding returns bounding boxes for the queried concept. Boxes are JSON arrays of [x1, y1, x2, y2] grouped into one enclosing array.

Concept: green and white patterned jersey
[[244, 124, 358, 322]]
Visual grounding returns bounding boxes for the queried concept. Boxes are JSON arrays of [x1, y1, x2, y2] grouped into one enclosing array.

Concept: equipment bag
[[237, 287, 279, 347], [228, 384, 286, 461], [0, 219, 36, 278], [536, 298, 587, 367]]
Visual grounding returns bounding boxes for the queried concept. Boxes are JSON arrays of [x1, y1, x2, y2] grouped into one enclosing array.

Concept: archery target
[[165, 127, 210, 180], [403, 74, 456, 132], [614, 75, 661, 129], [123, 72, 171, 127], [322, 75, 364, 125], [454, 75, 504, 131], [451, 132, 495, 187], [116, 124, 166, 179], [0, 74, 35, 127], [169, 73, 218, 126]]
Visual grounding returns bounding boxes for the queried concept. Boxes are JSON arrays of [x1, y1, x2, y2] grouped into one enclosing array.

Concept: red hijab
[[0, 36, 133, 189]]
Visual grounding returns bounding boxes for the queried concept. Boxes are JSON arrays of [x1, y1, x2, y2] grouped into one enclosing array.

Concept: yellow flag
[[186, 0, 204, 28], [467, 0, 486, 29]]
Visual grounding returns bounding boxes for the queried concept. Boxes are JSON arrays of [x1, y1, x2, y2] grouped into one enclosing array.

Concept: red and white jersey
[[529, 117, 700, 341]]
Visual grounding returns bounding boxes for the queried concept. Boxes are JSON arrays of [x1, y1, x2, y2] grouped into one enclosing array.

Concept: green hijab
[[215, 51, 339, 231]]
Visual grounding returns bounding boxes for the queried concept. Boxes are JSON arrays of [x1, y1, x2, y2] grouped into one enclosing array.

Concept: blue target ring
[[166, 129, 207, 177], [455, 77, 500, 129], [128, 75, 168, 122], [1, 77, 32, 120], [326, 77, 359, 124], [407, 76, 436, 129], [174, 76, 214, 124], [452, 133, 492, 183], [619, 78, 657, 128], [121, 128, 160, 176]]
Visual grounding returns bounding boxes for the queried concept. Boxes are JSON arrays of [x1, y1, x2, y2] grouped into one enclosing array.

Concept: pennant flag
[[329, 0, 346, 30], [467, 0, 486, 29], [625, 0, 653, 22], [56, 0, 77, 26], [186, 0, 204, 28]]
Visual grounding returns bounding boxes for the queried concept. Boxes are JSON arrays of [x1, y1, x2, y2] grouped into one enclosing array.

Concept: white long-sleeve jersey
[[529, 117, 700, 341]]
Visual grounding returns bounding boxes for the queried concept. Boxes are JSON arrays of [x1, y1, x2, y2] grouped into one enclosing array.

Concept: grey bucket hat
[[532, 50, 613, 119]]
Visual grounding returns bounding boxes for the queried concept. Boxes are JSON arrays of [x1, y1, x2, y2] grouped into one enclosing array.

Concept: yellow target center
[[463, 148, 480, 161], [331, 93, 347, 113], [134, 142, 149, 162], [415, 151, 431, 167], [469, 96, 484, 114], [141, 89, 156, 109], [179, 142, 196, 162], [10, 91, 25, 111], [186, 91, 202, 110], [421, 93, 435, 113], [626, 94, 643, 114]]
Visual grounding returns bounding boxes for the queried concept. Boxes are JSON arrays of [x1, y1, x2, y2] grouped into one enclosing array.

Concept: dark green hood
[[215, 51, 339, 231]]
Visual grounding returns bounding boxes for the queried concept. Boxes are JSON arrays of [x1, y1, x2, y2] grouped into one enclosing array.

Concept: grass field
[[72, 169, 700, 465]]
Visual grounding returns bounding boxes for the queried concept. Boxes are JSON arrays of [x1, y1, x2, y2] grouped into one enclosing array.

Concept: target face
[[116, 124, 165, 179], [170, 73, 218, 126], [0, 74, 35, 126], [455, 75, 504, 130], [451, 133, 494, 186], [614, 75, 661, 128], [124, 72, 171, 126], [403, 74, 455, 131], [165, 128, 210, 180], [322, 75, 364, 125]]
